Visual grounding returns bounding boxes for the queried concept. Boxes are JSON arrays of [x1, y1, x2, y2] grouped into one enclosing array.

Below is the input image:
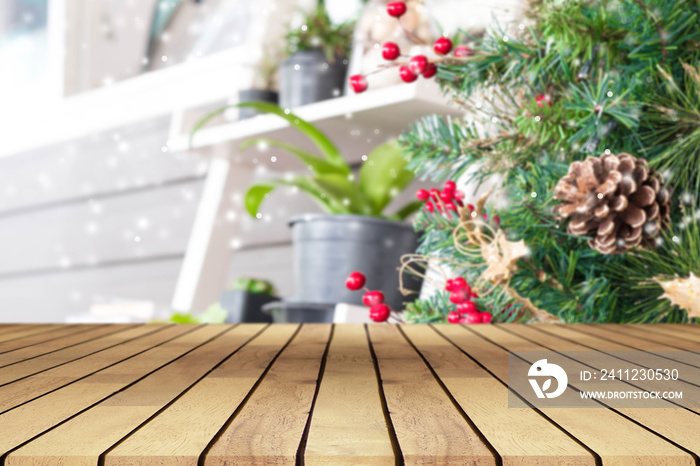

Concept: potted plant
[[278, 5, 354, 109], [192, 101, 424, 311], [238, 49, 279, 120], [219, 277, 277, 323]]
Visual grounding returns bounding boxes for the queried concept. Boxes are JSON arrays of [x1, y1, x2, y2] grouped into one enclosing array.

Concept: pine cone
[[553, 152, 671, 254]]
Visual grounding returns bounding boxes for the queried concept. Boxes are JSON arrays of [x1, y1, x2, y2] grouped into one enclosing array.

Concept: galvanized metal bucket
[[289, 214, 422, 311], [278, 50, 347, 109], [262, 301, 336, 323]]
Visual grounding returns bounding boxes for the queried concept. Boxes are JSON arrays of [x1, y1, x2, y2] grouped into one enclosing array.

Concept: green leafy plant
[[168, 303, 228, 324], [232, 277, 277, 296], [191, 101, 423, 220], [285, 5, 355, 62]]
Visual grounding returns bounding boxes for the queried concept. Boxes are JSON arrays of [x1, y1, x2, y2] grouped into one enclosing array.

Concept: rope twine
[[398, 191, 559, 322]]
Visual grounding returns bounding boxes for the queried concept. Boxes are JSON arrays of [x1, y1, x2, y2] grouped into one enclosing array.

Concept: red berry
[[363, 290, 385, 307], [443, 181, 456, 193], [480, 312, 493, 323], [483, 213, 489, 221], [433, 37, 453, 55], [382, 42, 400, 61], [416, 189, 429, 200], [349, 74, 368, 93], [429, 188, 440, 200], [462, 312, 482, 324], [467, 204, 475, 211], [409, 55, 428, 75], [454, 190, 465, 201], [444, 201, 457, 211], [422, 63, 437, 79], [386, 1, 407, 17], [425, 201, 435, 212], [454, 45, 475, 57], [447, 311, 462, 324], [445, 279, 455, 292], [493, 215, 501, 226], [369, 303, 391, 322], [470, 291, 479, 299], [449, 289, 468, 304], [536, 94, 552, 107], [399, 66, 418, 83], [457, 301, 477, 314], [439, 190, 452, 202], [345, 271, 366, 291], [452, 277, 468, 290]]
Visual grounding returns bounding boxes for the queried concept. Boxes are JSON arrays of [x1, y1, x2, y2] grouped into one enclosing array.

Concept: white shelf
[[0, 48, 255, 158], [170, 79, 465, 170]]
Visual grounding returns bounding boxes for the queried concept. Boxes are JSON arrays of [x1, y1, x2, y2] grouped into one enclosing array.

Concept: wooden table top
[[0, 323, 697, 465]]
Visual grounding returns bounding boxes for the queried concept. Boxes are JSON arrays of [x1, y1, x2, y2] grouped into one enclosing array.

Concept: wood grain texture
[[368, 324, 496, 465], [0, 324, 122, 368], [204, 324, 331, 466], [0, 325, 87, 354], [0, 325, 60, 343], [401, 325, 594, 466], [0, 325, 196, 455], [629, 324, 700, 343], [0, 325, 168, 412], [105, 324, 298, 466], [0, 324, 696, 465], [466, 324, 695, 465], [6, 324, 258, 466], [304, 324, 395, 465]]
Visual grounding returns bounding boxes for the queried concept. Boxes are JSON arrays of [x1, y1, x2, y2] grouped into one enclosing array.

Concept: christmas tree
[[396, 0, 700, 323]]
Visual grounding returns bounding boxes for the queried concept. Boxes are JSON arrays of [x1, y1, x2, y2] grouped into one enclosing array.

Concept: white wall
[[0, 116, 205, 322]]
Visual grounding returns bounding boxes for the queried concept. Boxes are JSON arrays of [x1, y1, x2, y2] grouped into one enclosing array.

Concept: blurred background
[[0, 0, 521, 323]]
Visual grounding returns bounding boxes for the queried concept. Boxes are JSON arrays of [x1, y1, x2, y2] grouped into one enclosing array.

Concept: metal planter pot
[[262, 301, 336, 323], [237, 89, 279, 119], [220, 290, 275, 323], [278, 50, 348, 109], [289, 214, 422, 311]]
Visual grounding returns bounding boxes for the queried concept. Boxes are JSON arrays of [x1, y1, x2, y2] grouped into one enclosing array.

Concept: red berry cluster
[[348, 1, 476, 94], [415, 180, 464, 216], [345, 271, 394, 322], [444, 278, 492, 324], [536, 94, 553, 108]]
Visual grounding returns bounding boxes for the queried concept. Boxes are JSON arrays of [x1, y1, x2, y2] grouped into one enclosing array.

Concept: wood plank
[[6, 324, 259, 466], [304, 324, 395, 465], [0, 325, 128, 368], [0, 326, 63, 343], [0, 324, 139, 386], [0, 325, 39, 336], [524, 325, 700, 407], [104, 324, 298, 466], [0, 325, 89, 355], [615, 325, 700, 351], [400, 325, 594, 466], [503, 325, 700, 455], [0, 325, 167, 412], [629, 324, 700, 343], [570, 324, 700, 366], [438, 324, 695, 465], [368, 324, 496, 465], [204, 324, 331, 466], [0, 324, 202, 456]]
